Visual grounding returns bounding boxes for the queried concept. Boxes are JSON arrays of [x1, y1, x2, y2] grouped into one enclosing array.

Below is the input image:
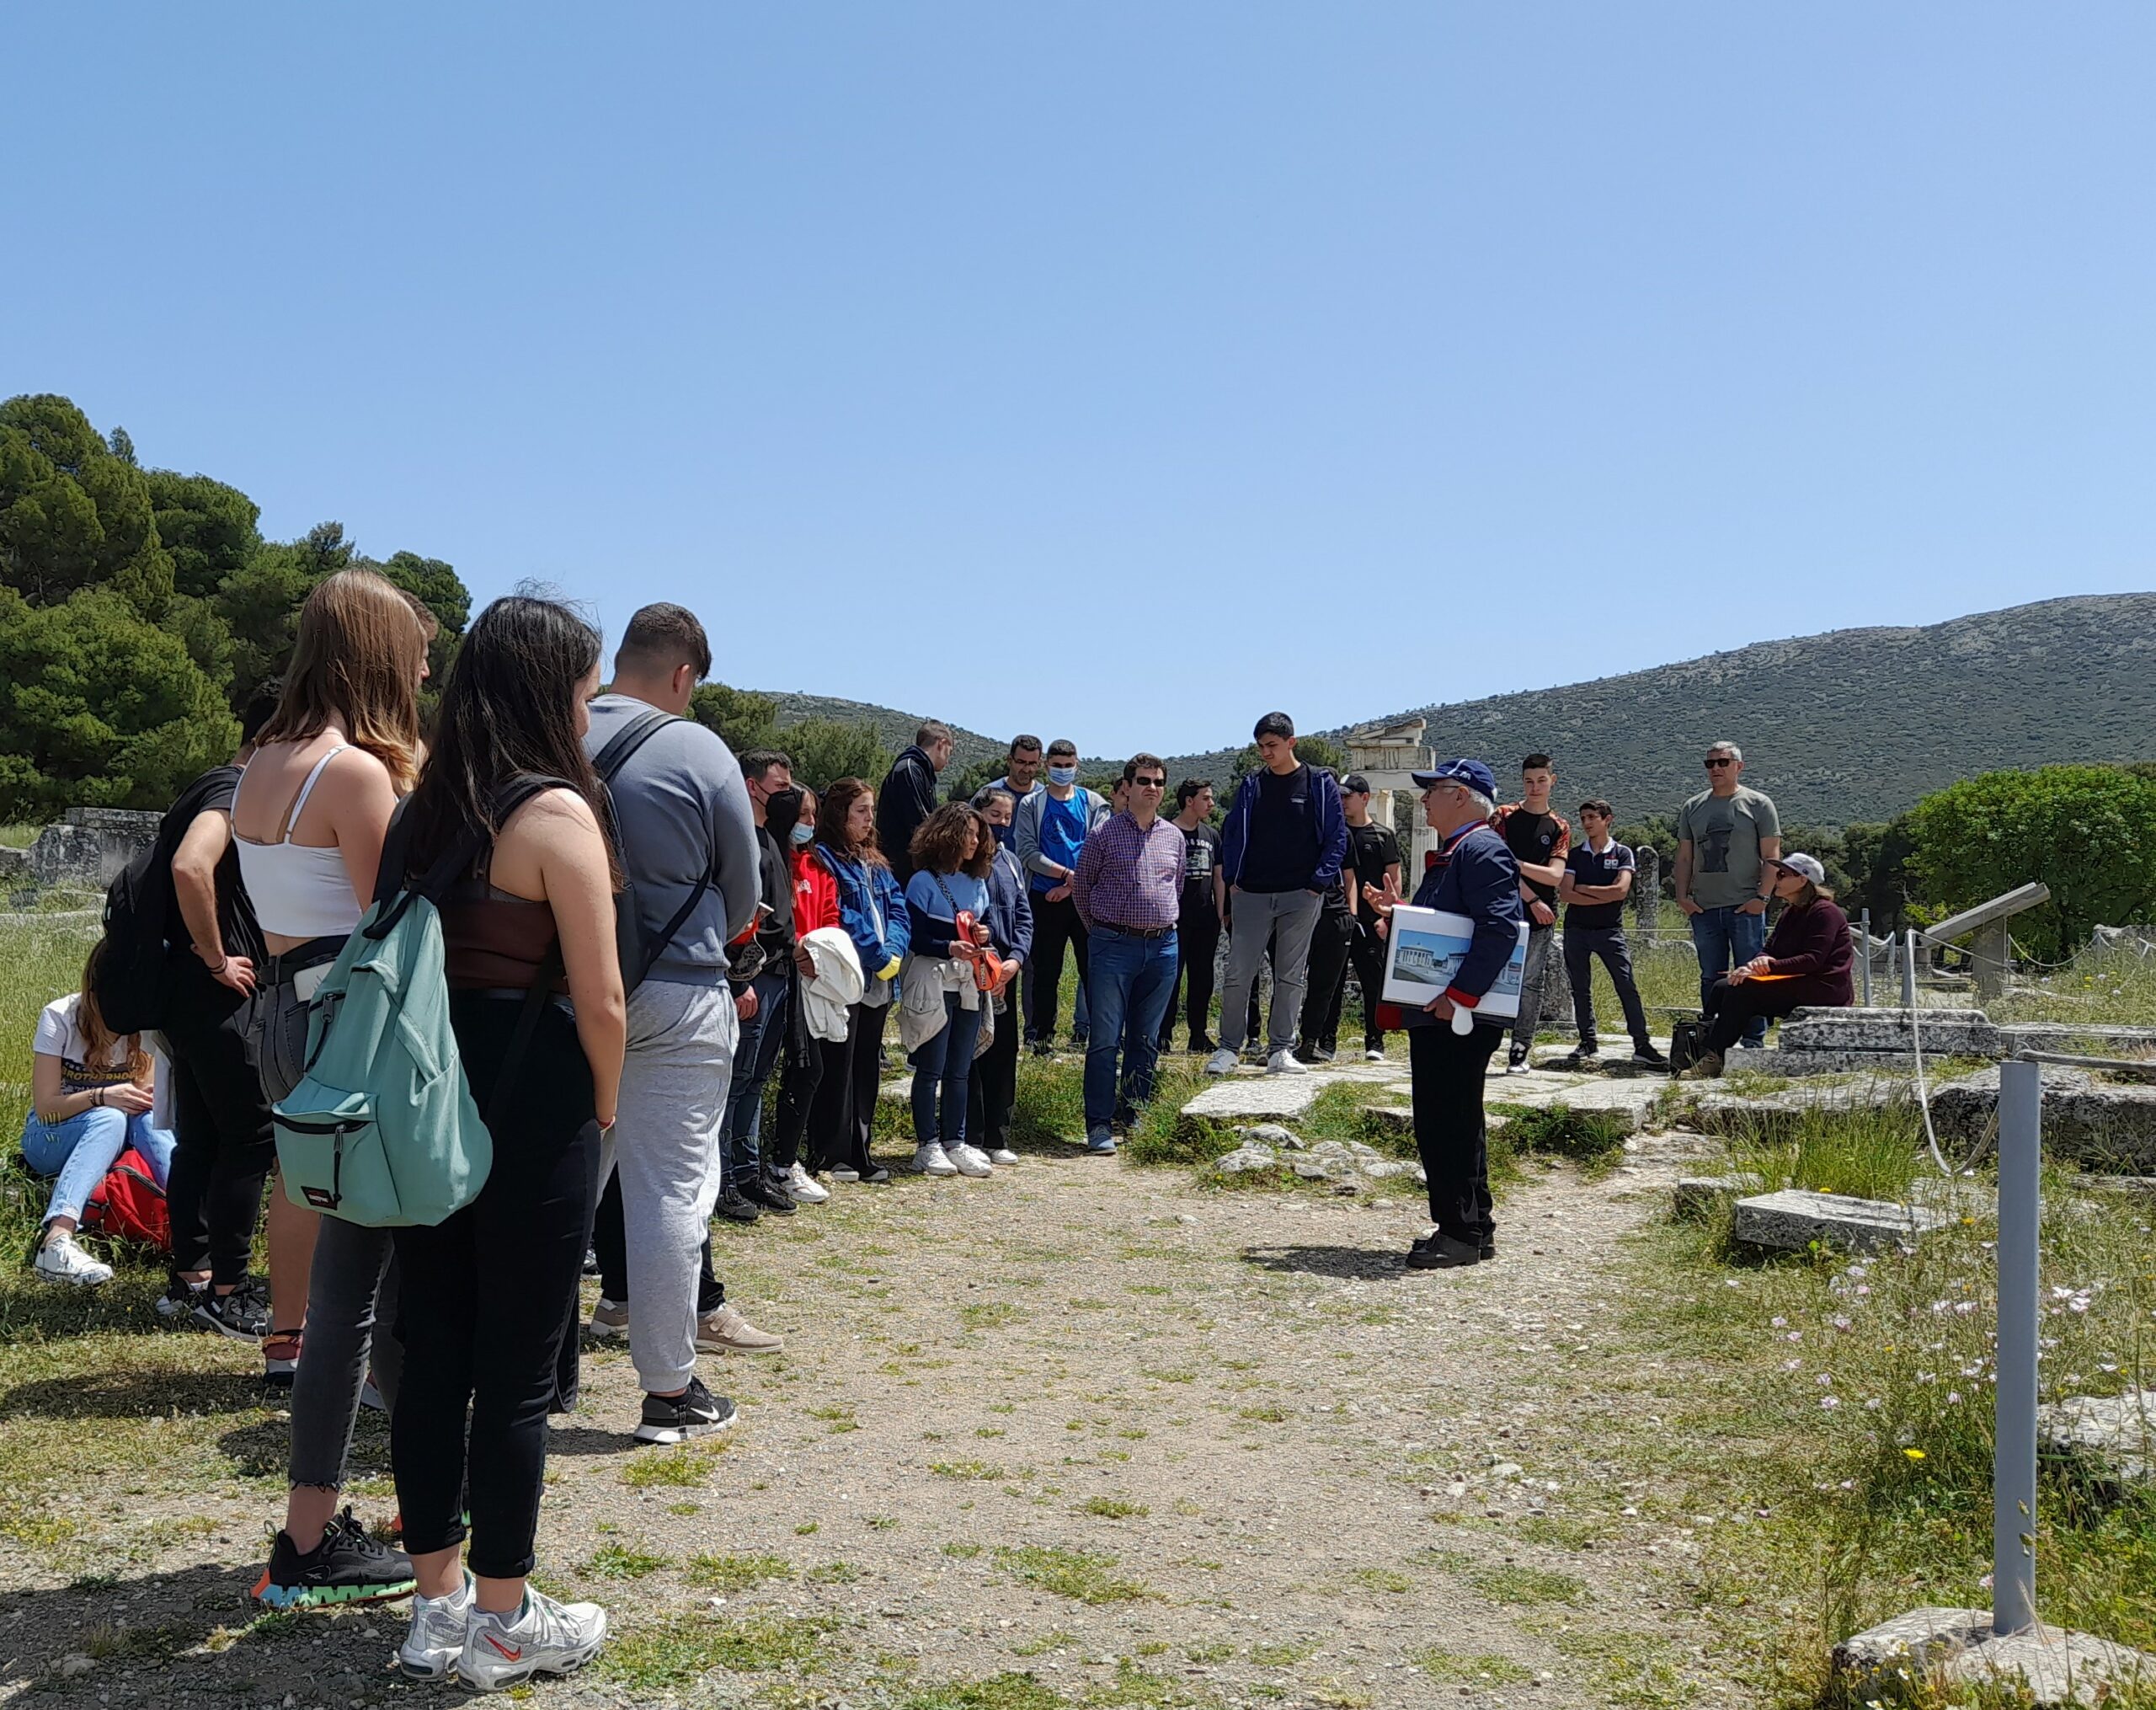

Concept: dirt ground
[[1, 1120, 1748, 1710]]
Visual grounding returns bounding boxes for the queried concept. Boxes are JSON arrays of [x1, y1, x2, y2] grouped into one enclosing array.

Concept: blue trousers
[[1083, 927, 1179, 1129], [722, 970, 792, 1182], [910, 991, 985, 1148], [21, 1104, 173, 1227], [1689, 906, 1769, 1045]]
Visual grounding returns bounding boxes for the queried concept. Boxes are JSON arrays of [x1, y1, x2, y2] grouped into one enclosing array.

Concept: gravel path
[[3, 1129, 1734, 1710]]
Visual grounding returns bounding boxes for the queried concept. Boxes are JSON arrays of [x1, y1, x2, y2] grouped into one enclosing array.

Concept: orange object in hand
[[953, 911, 997, 992]]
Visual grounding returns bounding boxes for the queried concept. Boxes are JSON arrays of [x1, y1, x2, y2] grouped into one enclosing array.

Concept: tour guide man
[[1379, 759, 1524, 1271]]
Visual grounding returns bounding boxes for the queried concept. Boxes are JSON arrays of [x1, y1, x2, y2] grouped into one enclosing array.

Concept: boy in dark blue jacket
[[1378, 760, 1524, 1270]]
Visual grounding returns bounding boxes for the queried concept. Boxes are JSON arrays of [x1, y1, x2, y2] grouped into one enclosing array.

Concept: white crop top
[[234, 745, 365, 941]]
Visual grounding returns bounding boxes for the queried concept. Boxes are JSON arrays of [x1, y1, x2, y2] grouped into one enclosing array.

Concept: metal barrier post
[[1902, 927, 1919, 1011], [1993, 1058, 2041, 1636], [1860, 908, 1872, 1005]]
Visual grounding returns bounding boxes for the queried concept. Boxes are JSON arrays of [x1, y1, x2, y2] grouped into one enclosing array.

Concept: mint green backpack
[[272, 778, 564, 1227]]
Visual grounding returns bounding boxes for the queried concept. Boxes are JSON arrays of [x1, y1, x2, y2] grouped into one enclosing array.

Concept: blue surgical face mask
[[791, 822, 814, 847], [1049, 765, 1077, 787], [991, 821, 1014, 848]]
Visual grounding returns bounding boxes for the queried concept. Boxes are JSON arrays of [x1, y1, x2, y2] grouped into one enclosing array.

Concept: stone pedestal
[[27, 807, 163, 890], [1732, 1188, 1951, 1253], [1834, 1606, 2154, 1705]]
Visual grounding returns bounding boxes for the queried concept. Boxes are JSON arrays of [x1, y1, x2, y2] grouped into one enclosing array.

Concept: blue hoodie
[[1219, 763, 1349, 893], [816, 845, 910, 976]]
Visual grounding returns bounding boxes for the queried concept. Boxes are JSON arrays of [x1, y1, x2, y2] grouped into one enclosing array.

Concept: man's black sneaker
[[193, 1280, 270, 1344], [1504, 1043, 1530, 1074], [156, 1277, 206, 1320], [1188, 1036, 1218, 1055], [251, 1507, 414, 1610], [715, 1185, 762, 1224], [1479, 1237, 1498, 1261], [634, 1376, 737, 1445], [1406, 1232, 1484, 1270], [742, 1175, 796, 1216], [1631, 1044, 1671, 1070]]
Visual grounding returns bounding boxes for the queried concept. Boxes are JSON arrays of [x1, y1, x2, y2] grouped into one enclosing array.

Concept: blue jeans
[[1083, 927, 1179, 1129], [20, 1104, 175, 1226], [722, 970, 792, 1182], [1689, 906, 1769, 1045], [910, 991, 985, 1148]]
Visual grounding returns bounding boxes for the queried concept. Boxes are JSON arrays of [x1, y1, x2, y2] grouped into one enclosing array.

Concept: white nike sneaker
[[785, 1163, 830, 1204], [33, 1232, 113, 1287], [1203, 1048, 1239, 1077], [947, 1143, 993, 1178], [912, 1142, 958, 1177], [1266, 1049, 1309, 1076], [397, 1576, 472, 1680], [459, 1589, 607, 1691], [988, 1147, 1021, 1167]]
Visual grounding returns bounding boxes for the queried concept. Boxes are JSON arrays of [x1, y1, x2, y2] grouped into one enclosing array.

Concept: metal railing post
[[1902, 927, 1919, 1011], [1993, 1058, 2041, 1637], [1860, 908, 1872, 1005]]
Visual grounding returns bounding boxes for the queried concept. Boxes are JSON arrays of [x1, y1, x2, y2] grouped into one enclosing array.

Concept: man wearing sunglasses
[[1069, 756, 1185, 1155], [1673, 741, 1782, 1048]]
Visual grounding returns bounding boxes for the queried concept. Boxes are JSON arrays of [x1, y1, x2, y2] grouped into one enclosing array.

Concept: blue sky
[[8, 5, 2152, 755]]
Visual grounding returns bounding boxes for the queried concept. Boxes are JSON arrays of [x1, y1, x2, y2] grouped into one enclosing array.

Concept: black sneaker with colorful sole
[[252, 1507, 414, 1611]]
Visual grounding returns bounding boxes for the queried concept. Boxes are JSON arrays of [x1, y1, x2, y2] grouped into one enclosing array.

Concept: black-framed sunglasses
[[1703, 757, 1735, 768], [1133, 776, 1167, 789]]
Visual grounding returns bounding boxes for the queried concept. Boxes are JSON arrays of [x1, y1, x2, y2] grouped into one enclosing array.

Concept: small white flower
[[1820, 1396, 1840, 1410]]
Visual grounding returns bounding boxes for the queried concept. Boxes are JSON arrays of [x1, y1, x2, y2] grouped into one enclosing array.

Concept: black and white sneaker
[[1504, 1043, 1530, 1075], [193, 1280, 270, 1344], [634, 1376, 737, 1445], [251, 1507, 414, 1610], [1631, 1044, 1671, 1071], [156, 1277, 207, 1319]]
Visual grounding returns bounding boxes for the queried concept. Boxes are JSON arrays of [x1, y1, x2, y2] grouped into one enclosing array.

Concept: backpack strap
[[591, 708, 679, 783]]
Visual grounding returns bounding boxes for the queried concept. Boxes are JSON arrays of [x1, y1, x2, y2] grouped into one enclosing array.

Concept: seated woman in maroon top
[[1686, 852, 1854, 1077]]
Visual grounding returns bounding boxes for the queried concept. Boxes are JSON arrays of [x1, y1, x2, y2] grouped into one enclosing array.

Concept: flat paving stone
[[2039, 1389, 2155, 1491], [1732, 1188, 1951, 1253], [1490, 1074, 1668, 1134], [1834, 1605, 2156, 1706]]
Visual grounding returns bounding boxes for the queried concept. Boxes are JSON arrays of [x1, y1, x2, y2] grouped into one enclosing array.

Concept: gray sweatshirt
[[584, 693, 760, 987]]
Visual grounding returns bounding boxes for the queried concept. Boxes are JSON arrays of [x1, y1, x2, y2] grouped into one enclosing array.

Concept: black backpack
[[590, 709, 725, 991], [94, 767, 248, 1034], [1668, 1015, 1705, 1075]]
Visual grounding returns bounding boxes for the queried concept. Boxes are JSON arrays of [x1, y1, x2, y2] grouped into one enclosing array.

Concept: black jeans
[[1702, 975, 1800, 1056], [1161, 907, 1220, 1048], [1564, 925, 1652, 1049], [1299, 900, 1356, 1052], [771, 1013, 822, 1174], [392, 994, 601, 1580], [158, 984, 273, 1290], [1348, 922, 1389, 1053], [968, 994, 1021, 1152], [591, 1170, 723, 1314], [850, 999, 890, 1164], [1027, 895, 1089, 1043], [1408, 1021, 1504, 1246]]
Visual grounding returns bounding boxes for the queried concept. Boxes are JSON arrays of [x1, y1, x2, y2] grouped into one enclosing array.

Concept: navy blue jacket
[[1401, 823, 1524, 1029], [983, 846, 1035, 963], [1219, 763, 1350, 891]]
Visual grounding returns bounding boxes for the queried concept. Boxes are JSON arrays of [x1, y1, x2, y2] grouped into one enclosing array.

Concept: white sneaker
[[988, 1147, 1021, 1167], [785, 1163, 830, 1205], [1266, 1049, 1309, 1076], [397, 1576, 472, 1680], [947, 1143, 993, 1178], [33, 1232, 113, 1287], [1203, 1048, 1239, 1077], [459, 1589, 606, 1691], [1364, 1049, 1385, 1062], [913, 1142, 958, 1177]]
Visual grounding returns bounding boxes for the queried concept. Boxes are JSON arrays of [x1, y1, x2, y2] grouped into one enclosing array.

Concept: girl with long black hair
[[387, 594, 627, 1689]]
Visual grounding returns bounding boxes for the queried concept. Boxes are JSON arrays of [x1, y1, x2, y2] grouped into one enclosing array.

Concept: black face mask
[[766, 788, 805, 845]]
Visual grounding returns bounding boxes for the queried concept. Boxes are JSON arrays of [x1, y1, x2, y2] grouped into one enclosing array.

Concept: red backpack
[[80, 1148, 171, 1253]]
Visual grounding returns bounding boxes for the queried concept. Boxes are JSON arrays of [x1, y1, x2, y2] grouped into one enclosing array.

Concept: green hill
[[766, 692, 1006, 770], [749, 594, 2156, 825]]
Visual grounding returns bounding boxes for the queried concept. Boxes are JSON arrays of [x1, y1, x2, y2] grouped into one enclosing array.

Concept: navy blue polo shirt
[[1563, 839, 1636, 931]]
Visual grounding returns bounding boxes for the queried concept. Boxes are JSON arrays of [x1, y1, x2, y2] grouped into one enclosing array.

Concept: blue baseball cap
[[1410, 758, 1497, 798]]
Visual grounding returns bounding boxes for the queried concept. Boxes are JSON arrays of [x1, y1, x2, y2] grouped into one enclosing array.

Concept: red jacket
[[792, 847, 841, 938]]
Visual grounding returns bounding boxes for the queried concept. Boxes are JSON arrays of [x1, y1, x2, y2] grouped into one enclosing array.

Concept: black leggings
[[159, 989, 273, 1290], [806, 1004, 864, 1174], [1702, 976, 1801, 1056], [1299, 903, 1356, 1051], [1348, 922, 1389, 1052], [392, 995, 600, 1581], [968, 997, 1021, 1152]]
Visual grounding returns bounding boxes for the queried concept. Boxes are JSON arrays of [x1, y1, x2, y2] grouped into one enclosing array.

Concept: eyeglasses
[[1704, 757, 1735, 768]]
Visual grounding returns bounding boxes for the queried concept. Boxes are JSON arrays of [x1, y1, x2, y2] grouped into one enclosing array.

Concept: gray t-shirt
[[1677, 784, 1780, 910], [584, 694, 760, 988]]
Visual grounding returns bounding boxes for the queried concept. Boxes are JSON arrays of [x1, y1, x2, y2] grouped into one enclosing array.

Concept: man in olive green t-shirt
[[1673, 741, 1781, 1046]]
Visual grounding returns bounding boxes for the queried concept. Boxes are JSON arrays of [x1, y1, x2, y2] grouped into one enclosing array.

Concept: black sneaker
[[858, 1165, 891, 1184], [634, 1376, 737, 1445], [1631, 1044, 1670, 1070], [1030, 1039, 1054, 1058], [1560, 1044, 1600, 1067], [715, 1185, 762, 1224], [742, 1174, 796, 1216], [156, 1277, 206, 1320], [1188, 1036, 1218, 1055], [1505, 1043, 1530, 1074], [251, 1507, 414, 1610], [1406, 1232, 1484, 1269], [193, 1279, 270, 1344]]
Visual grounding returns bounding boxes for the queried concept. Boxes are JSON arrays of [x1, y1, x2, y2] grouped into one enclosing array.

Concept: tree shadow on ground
[[1239, 1243, 1409, 1281], [2, 1367, 270, 1421]]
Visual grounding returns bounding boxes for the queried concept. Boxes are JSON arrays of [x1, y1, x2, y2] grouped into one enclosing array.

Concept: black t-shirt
[[1348, 821, 1402, 923], [1494, 804, 1569, 908], [160, 766, 263, 1018], [1177, 821, 1221, 921], [1236, 764, 1321, 894]]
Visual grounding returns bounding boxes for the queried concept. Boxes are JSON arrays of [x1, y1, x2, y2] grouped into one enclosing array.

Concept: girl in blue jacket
[[810, 778, 910, 1181]]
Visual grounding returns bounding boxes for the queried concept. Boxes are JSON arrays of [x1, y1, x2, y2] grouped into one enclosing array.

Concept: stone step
[[1670, 1173, 1761, 1219], [2039, 1389, 2154, 1494], [1732, 1188, 1951, 1253], [1835, 1606, 2156, 1706]]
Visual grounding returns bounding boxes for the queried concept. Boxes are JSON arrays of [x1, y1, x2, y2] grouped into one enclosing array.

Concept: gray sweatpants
[[599, 981, 739, 1394], [1218, 888, 1323, 1053]]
